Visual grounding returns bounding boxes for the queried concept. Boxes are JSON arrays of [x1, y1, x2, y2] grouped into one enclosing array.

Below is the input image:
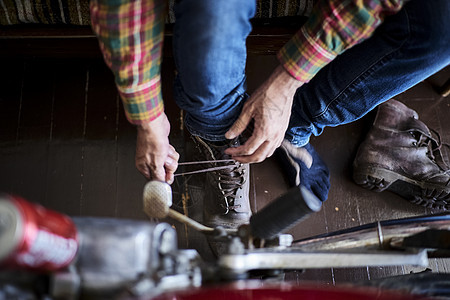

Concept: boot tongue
[[401, 118, 432, 137]]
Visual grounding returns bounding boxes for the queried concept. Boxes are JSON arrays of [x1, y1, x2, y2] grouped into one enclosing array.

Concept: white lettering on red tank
[[16, 230, 77, 267]]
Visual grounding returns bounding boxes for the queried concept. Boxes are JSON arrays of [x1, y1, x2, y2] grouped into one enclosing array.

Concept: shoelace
[[414, 128, 450, 175], [188, 135, 248, 213], [175, 159, 239, 177], [217, 162, 246, 213], [175, 159, 247, 213]]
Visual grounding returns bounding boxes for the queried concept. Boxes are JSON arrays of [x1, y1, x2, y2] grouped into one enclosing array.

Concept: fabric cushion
[[0, 0, 315, 26]]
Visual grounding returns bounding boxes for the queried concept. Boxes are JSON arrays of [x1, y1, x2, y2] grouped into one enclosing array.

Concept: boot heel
[[352, 165, 393, 192], [354, 164, 450, 210]]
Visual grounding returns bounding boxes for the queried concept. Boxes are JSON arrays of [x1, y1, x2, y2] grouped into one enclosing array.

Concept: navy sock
[[300, 143, 330, 202], [276, 142, 330, 202]]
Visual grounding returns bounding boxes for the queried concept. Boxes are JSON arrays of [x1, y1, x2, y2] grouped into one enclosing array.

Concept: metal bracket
[[218, 249, 429, 274]]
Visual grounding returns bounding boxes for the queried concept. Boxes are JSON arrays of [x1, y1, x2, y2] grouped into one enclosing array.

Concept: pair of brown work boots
[[192, 99, 450, 250]]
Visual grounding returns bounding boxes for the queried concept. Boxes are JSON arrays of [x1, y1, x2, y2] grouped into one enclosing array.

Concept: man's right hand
[[135, 113, 179, 184]]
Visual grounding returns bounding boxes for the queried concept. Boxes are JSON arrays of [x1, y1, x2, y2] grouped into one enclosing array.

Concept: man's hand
[[135, 113, 179, 184], [224, 65, 303, 163]]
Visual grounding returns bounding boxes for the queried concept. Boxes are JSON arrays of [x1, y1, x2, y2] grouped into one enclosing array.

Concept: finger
[[225, 133, 264, 157], [136, 150, 167, 181], [168, 145, 180, 162], [267, 147, 276, 158], [165, 146, 179, 184], [231, 141, 272, 163], [166, 171, 174, 185], [151, 166, 166, 182], [164, 156, 178, 174], [225, 108, 253, 140], [275, 136, 284, 149], [136, 162, 151, 180], [267, 137, 284, 158]]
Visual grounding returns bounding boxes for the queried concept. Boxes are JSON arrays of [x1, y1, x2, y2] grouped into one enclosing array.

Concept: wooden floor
[[0, 55, 449, 288]]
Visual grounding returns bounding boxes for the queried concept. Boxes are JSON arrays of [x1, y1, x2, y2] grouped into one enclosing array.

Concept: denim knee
[[285, 0, 450, 147]]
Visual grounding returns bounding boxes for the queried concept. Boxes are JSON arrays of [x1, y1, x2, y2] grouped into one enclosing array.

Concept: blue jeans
[[173, 0, 450, 144], [173, 0, 256, 141]]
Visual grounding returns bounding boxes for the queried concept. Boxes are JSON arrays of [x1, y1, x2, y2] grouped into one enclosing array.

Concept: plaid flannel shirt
[[90, 0, 166, 125], [278, 0, 405, 82], [90, 0, 405, 125]]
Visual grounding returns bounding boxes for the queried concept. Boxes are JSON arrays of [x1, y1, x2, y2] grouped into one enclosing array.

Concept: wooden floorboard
[[44, 60, 88, 214], [77, 62, 119, 216], [51, 60, 88, 141], [115, 93, 149, 220], [18, 60, 54, 141], [4, 60, 54, 207], [45, 141, 84, 215], [0, 59, 23, 143]]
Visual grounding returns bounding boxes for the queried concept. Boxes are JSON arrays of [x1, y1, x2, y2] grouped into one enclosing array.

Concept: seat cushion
[[0, 0, 315, 26]]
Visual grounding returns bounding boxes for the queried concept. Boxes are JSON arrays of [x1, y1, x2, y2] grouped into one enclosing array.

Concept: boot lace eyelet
[[412, 141, 418, 146]]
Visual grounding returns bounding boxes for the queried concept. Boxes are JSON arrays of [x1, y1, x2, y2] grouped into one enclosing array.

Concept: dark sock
[[276, 142, 330, 202], [299, 143, 330, 202]]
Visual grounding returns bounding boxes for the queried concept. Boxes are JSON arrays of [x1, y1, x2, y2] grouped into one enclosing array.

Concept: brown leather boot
[[353, 99, 450, 210], [191, 135, 251, 229]]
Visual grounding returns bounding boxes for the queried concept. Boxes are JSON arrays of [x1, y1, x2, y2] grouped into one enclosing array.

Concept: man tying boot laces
[[89, 0, 450, 253]]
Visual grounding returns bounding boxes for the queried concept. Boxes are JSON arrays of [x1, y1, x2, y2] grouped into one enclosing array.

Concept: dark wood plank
[[333, 267, 369, 283], [0, 38, 103, 58], [115, 137, 148, 220], [0, 25, 96, 38], [85, 61, 118, 140], [0, 59, 23, 194], [51, 59, 89, 140], [0, 59, 23, 143], [5, 142, 49, 206], [80, 141, 118, 217], [44, 60, 89, 215], [17, 59, 54, 141], [0, 146, 17, 193], [79, 62, 120, 216], [2, 59, 54, 206], [114, 87, 147, 220], [45, 142, 84, 216], [293, 269, 334, 285]]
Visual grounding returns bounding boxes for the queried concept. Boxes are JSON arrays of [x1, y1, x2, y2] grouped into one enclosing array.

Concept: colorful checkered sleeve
[[278, 0, 405, 82], [90, 0, 166, 125]]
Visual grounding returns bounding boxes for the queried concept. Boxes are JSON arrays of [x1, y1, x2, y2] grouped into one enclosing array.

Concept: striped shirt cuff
[[117, 76, 164, 125]]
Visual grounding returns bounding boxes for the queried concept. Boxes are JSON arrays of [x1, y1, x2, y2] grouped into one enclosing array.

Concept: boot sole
[[353, 165, 450, 210]]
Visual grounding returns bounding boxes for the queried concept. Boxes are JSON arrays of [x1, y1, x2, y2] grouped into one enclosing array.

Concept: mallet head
[[143, 181, 172, 219]]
